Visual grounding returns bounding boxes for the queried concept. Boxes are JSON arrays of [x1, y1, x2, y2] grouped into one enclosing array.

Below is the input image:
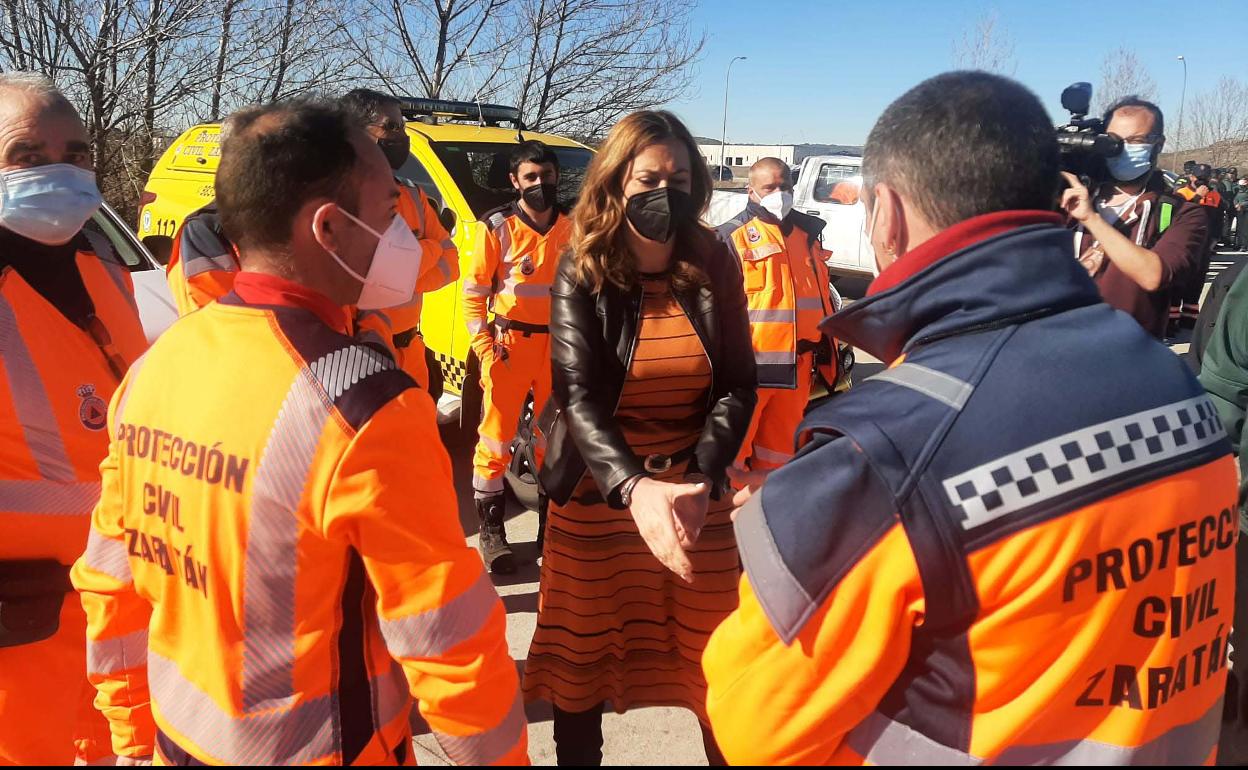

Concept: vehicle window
[[396, 154, 444, 210], [83, 208, 149, 270], [428, 141, 593, 219], [812, 164, 862, 205]]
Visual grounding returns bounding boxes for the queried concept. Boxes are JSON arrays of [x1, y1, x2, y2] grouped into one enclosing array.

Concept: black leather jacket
[[538, 241, 757, 507]]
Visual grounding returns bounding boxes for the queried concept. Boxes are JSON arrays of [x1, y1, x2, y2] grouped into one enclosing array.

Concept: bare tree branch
[[1094, 47, 1157, 116], [951, 10, 1016, 75]]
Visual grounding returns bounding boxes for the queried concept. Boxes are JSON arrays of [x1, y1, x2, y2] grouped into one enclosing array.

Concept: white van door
[[794, 158, 869, 278]]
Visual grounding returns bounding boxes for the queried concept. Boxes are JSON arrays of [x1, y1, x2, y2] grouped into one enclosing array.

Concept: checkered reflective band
[[944, 395, 1225, 530], [434, 350, 469, 391]]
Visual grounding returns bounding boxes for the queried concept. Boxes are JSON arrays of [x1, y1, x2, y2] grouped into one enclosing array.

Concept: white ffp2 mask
[[861, 200, 881, 278], [760, 189, 794, 221], [321, 210, 423, 310]]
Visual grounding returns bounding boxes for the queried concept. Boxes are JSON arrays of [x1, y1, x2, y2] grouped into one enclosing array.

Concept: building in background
[[696, 141, 862, 175]]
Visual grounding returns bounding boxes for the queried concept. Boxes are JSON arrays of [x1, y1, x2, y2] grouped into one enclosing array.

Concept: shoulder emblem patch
[[77, 384, 107, 431]]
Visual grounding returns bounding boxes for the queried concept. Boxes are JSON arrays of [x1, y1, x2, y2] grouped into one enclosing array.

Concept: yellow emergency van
[[137, 99, 594, 435]]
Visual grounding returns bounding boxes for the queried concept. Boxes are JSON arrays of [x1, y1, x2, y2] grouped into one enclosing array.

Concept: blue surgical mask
[[1107, 142, 1155, 183], [0, 164, 102, 245]]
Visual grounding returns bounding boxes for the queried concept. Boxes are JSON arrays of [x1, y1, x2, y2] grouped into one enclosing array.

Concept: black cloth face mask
[[625, 187, 695, 243], [521, 183, 558, 213], [379, 136, 411, 171]]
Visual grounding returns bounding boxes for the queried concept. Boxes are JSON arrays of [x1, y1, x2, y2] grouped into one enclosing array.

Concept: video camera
[[1056, 82, 1123, 184]]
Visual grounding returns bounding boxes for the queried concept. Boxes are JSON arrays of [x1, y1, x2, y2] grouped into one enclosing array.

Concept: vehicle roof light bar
[[397, 97, 525, 129]]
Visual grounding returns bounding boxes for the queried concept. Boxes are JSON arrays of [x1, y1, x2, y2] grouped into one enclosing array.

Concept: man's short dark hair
[[339, 88, 401, 127], [217, 99, 361, 250], [510, 140, 559, 176], [1102, 96, 1165, 139], [862, 71, 1059, 229]]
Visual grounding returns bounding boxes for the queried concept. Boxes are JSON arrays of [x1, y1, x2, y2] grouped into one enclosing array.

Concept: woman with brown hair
[[526, 110, 756, 765]]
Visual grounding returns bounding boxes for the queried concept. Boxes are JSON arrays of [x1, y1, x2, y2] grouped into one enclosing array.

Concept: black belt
[[795, 338, 828, 355], [392, 327, 419, 349], [641, 442, 699, 474], [493, 316, 549, 335], [571, 444, 700, 506]]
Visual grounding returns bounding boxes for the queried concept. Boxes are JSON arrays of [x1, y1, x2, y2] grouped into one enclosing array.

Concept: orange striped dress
[[523, 274, 741, 720]]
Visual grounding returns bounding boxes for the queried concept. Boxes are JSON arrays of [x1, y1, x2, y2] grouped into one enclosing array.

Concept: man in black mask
[[463, 140, 571, 573], [340, 88, 458, 396]]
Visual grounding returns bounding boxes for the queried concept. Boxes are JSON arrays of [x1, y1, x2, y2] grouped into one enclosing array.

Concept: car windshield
[[428, 141, 593, 218]]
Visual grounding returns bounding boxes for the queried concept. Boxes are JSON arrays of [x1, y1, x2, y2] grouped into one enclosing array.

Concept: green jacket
[[1199, 264, 1248, 523], [1235, 189, 1248, 210]]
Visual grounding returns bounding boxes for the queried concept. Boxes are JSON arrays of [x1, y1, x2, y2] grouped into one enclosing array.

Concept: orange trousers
[[472, 328, 551, 497], [737, 353, 813, 471], [0, 595, 112, 765]]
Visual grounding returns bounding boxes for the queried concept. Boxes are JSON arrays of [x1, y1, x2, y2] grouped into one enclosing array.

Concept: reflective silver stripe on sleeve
[[183, 252, 238, 279], [870, 362, 973, 411], [0, 480, 100, 515], [379, 571, 499, 658], [83, 528, 132, 583], [433, 691, 525, 766], [87, 628, 149, 676]]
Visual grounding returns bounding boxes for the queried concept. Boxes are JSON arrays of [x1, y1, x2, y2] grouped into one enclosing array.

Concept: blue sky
[[666, 0, 1248, 146]]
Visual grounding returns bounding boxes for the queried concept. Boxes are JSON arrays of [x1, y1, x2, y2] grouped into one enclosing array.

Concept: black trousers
[[1237, 211, 1248, 251], [552, 703, 726, 766]]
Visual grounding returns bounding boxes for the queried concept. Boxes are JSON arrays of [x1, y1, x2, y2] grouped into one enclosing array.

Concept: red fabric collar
[[232, 272, 348, 334], [867, 210, 1063, 296]]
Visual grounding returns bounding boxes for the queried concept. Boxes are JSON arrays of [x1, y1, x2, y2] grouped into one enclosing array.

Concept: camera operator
[[1064, 97, 1208, 339]]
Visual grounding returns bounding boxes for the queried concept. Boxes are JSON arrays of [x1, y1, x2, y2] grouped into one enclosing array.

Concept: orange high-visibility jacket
[[0, 232, 147, 763], [164, 203, 238, 318], [462, 203, 571, 357], [1, 231, 147, 560], [71, 285, 526, 765], [385, 182, 459, 336], [718, 208, 833, 389], [704, 220, 1237, 765]]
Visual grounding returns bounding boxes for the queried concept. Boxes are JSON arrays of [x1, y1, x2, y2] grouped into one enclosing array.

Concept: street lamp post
[[720, 56, 747, 177], [1176, 55, 1188, 152]]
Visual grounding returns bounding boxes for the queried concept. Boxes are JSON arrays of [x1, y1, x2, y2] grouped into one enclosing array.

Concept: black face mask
[[521, 182, 558, 213], [378, 136, 411, 171], [625, 187, 694, 243]]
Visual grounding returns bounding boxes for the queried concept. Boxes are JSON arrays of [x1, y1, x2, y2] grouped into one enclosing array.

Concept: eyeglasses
[[370, 120, 405, 134], [1108, 133, 1162, 144]]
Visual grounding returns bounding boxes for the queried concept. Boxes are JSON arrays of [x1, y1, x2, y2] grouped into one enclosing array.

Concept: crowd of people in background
[[4, 61, 1248, 768]]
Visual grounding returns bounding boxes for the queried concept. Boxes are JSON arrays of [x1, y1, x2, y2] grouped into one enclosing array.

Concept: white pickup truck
[[707, 154, 873, 279]]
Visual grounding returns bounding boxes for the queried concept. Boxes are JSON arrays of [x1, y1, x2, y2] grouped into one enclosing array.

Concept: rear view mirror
[[439, 207, 457, 234]]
